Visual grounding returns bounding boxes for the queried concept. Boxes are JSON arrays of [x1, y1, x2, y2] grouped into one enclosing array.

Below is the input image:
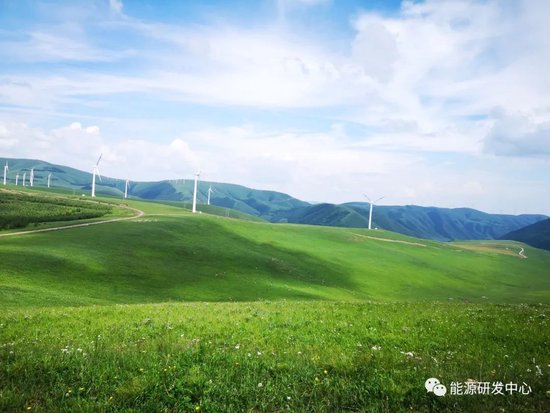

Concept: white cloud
[[484, 110, 550, 157], [1, 0, 549, 214], [109, 0, 123, 14]]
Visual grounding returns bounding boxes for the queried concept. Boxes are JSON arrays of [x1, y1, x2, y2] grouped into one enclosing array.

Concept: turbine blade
[[363, 194, 371, 202], [97, 169, 102, 182], [96, 153, 103, 166], [375, 196, 385, 203]]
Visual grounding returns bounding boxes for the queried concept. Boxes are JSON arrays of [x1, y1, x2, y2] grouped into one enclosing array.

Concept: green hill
[[1, 192, 549, 308], [499, 217, 550, 250]]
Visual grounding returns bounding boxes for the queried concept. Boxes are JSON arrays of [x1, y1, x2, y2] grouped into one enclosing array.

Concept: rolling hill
[[1, 190, 549, 308], [499, 217, 550, 250], [2, 157, 547, 242]]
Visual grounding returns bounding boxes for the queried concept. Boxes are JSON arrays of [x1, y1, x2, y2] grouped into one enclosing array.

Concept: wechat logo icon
[[425, 378, 447, 397]]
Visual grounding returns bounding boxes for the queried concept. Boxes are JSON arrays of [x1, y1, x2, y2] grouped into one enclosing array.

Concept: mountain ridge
[[2, 157, 547, 241]]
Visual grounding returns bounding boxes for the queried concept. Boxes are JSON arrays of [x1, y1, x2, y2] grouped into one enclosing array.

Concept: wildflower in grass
[[287, 396, 291, 401], [234, 344, 240, 350], [324, 370, 328, 375], [371, 345, 381, 351], [257, 382, 263, 388], [195, 406, 201, 411]]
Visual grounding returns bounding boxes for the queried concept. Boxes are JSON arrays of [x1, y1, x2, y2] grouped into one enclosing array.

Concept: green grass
[[1, 200, 549, 307], [1, 301, 548, 412], [1, 190, 549, 412]]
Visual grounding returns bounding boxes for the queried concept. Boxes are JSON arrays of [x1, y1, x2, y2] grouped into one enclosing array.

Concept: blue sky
[[0, 0, 549, 214]]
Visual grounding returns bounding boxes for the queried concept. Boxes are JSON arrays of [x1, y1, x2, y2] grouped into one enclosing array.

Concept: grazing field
[[1, 191, 549, 411], [0, 302, 548, 413]]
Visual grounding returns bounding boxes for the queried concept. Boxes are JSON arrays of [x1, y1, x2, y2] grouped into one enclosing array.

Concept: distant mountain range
[[2, 157, 547, 242], [500, 218, 550, 250]]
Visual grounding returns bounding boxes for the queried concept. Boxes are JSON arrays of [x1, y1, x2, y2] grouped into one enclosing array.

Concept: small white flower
[[371, 345, 381, 351], [235, 344, 240, 350], [257, 382, 263, 388]]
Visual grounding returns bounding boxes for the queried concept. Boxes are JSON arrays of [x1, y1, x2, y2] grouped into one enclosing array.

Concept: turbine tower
[[29, 168, 34, 187], [3, 161, 8, 185], [124, 179, 129, 199], [207, 185, 214, 205], [192, 171, 201, 213], [47, 173, 52, 188], [22, 172, 27, 186], [91, 154, 103, 197], [15, 173, 19, 186], [364, 194, 384, 230]]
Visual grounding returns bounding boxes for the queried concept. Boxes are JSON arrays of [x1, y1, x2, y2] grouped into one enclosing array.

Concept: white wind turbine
[[47, 173, 52, 188], [207, 185, 214, 205], [364, 194, 384, 230], [15, 173, 19, 186], [3, 161, 8, 185], [29, 168, 34, 187], [22, 172, 27, 186], [192, 170, 201, 213], [124, 179, 129, 199], [91, 154, 102, 197]]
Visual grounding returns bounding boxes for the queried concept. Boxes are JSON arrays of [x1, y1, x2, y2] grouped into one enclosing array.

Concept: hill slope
[[499, 217, 550, 250], [1, 194, 549, 308]]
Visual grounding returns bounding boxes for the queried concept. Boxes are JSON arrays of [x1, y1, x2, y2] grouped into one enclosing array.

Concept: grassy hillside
[[1, 193, 549, 308], [1, 190, 549, 412], [500, 218, 550, 251]]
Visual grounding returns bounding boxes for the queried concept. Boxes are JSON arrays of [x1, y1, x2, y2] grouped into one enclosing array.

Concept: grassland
[[1, 302, 548, 412], [1, 190, 549, 412]]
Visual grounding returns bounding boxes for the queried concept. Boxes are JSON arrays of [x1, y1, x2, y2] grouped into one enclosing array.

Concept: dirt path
[[518, 247, 528, 259], [0, 205, 144, 238], [352, 233, 427, 247]]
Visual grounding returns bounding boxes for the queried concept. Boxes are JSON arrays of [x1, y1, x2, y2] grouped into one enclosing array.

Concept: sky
[[0, 0, 549, 214]]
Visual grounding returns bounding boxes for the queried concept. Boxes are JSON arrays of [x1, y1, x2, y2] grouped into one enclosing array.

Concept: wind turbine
[[91, 154, 102, 197], [15, 173, 19, 186], [29, 168, 34, 187], [192, 170, 200, 213], [47, 173, 52, 188], [124, 179, 129, 199], [364, 194, 384, 230], [3, 161, 8, 185], [22, 172, 27, 186], [207, 185, 214, 205]]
